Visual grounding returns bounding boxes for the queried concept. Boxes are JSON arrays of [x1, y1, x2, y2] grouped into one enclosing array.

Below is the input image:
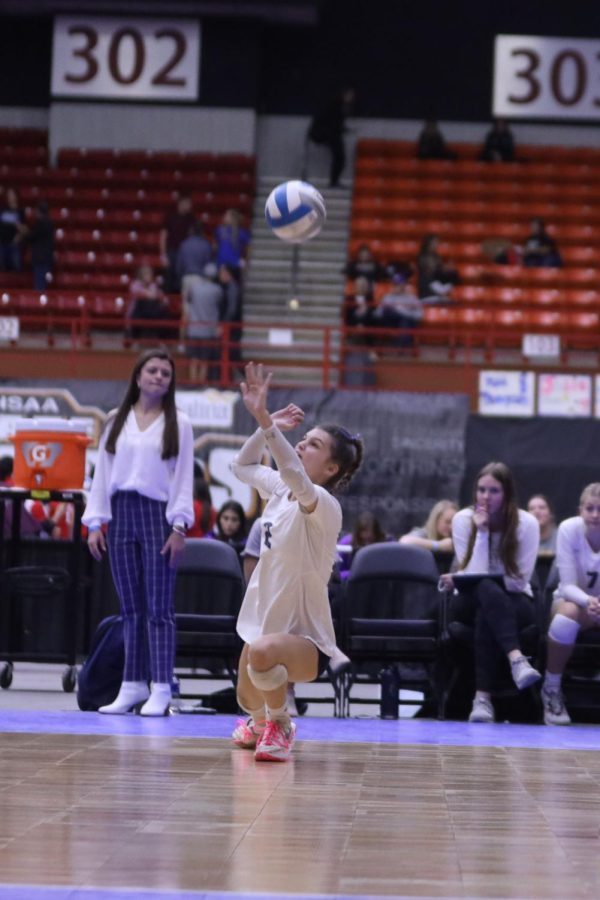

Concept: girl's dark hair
[[216, 500, 247, 539], [194, 477, 213, 533], [318, 423, 364, 492], [460, 461, 520, 578], [104, 348, 179, 459], [351, 510, 385, 548]]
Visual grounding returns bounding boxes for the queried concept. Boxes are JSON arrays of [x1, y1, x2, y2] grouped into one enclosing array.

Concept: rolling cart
[[0, 487, 86, 692]]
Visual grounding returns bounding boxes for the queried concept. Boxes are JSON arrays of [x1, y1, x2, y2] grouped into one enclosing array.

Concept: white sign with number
[[51, 16, 200, 101], [522, 333, 561, 359], [0, 317, 19, 341], [494, 34, 600, 120]]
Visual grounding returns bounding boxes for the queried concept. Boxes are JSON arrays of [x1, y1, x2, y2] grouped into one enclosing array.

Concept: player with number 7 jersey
[[543, 483, 600, 726]]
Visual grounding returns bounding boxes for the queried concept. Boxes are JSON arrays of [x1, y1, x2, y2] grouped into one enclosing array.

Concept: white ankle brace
[[247, 663, 288, 691], [549, 613, 580, 645]]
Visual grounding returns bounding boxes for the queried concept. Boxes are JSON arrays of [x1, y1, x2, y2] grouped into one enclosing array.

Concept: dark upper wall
[[1, 2, 599, 118]]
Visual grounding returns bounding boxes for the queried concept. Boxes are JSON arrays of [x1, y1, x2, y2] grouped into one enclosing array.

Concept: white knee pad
[[548, 613, 580, 646], [247, 663, 288, 691]]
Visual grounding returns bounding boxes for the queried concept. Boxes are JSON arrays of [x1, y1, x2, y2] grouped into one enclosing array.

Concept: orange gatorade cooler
[[10, 417, 91, 490]]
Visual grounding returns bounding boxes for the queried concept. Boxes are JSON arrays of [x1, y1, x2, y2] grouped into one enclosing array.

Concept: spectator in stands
[[0, 187, 26, 272], [400, 499, 458, 554], [176, 220, 213, 286], [24, 201, 54, 290], [417, 233, 459, 301], [214, 209, 251, 276], [181, 262, 222, 383], [416, 120, 457, 161], [344, 244, 386, 284], [211, 499, 247, 560], [188, 476, 217, 538], [219, 263, 243, 373], [159, 193, 195, 292], [522, 218, 562, 268], [27, 498, 73, 540], [541, 482, 600, 727], [342, 276, 376, 386], [439, 461, 541, 724], [337, 511, 391, 578], [480, 118, 515, 162], [527, 494, 557, 553], [126, 264, 171, 342], [308, 87, 355, 187], [374, 272, 424, 346]]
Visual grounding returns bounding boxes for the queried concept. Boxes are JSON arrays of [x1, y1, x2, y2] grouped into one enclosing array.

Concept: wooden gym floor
[[1, 705, 600, 900]]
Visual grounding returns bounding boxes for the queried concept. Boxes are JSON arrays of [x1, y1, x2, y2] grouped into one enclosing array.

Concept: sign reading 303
[[51, 16, 200, 101]]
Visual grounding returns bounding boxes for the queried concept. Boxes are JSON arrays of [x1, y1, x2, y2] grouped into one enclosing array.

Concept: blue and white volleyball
[[265, 180, 326, 243]]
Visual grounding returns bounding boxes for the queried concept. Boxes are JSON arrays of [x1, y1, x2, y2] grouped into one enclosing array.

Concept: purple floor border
[[0, 708, 599, 751], [0, 889, 504, 900]]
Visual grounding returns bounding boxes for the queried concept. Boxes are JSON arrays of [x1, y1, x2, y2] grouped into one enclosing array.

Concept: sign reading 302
[[51, 16, 200, 101], [494, 34, 600, 120]]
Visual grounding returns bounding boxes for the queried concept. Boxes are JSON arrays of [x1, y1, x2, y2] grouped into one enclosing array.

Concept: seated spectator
[[480, 118, 515, 162], [214, 209, 250, 276], [181, 262, 222, 383], [417, 234, 459, 301], [416, 120, 457, 161], [210, 500, 247, 559], [400, 499, 458, 554], [522, 218, 562, 268], [482, 237, 521, 266], [527, 494, 557, 553], [27, 499, 74, 540], [344, 244, 386, 284], [0, 187, 26, 272], [344, 276, 375, 333], [126, 264, 171, 341], [24, 200, 54, 290], [159, 193, 195, 292], [342, 276, 376, 386], [541, 482, 600, 727], [439, 462, 541, 724], [374, 273, 424, 346], [338, 511, 392, 578], [188, 477, 217, 538], [176, 220, 213, 286]]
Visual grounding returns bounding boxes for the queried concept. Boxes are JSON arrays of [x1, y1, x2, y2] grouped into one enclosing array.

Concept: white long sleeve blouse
[[82, 409, 194, 530], [452, 506, 540, 595]]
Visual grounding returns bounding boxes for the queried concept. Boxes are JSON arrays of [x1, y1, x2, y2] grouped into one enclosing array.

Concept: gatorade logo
[[22, 441, 63, 468]]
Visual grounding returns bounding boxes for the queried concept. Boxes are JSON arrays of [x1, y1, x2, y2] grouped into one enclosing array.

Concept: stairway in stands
[[243, 175, 351, 385]]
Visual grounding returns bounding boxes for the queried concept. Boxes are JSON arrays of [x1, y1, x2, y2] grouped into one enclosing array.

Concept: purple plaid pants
[[107, 490, 177, 683]]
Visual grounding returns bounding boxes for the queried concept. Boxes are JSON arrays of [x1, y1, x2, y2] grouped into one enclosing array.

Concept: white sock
[[247, 706, 266, 730], [544, 672, 562, 691], [267, 702, 290, 726]]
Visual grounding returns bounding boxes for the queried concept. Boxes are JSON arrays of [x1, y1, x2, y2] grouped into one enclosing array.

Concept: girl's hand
[[271, 403, 304, 433], [473, 504, 489, 532], [240, 362, 273, 427], [87, 529, 106, 561], [161, 531, 186, 569], [438, 572, 454, 592]]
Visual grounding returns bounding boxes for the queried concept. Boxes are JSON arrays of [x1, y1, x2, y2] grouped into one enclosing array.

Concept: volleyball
[[264, 180, 326, 243]]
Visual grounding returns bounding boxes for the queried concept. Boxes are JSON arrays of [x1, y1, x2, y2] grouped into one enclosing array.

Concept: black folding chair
[[339, 543, 446, 719], [174, 539, 245, 704]]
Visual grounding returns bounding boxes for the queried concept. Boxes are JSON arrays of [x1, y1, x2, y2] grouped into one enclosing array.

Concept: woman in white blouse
[[440, 462, 541, 724], [83, 349, 194, 716]]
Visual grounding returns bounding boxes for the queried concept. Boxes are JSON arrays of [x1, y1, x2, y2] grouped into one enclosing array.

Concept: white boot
[[140, 682, 172, 717], [98, 681, 149, 715]]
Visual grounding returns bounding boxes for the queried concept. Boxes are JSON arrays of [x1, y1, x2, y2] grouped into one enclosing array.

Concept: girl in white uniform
[[542, 483, 600, 726], [230, 362, 363, 761]]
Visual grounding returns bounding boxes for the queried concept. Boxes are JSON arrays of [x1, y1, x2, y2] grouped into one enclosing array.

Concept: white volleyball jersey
[[554, 516, 600, 607], [235, 472, 341, 657]]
